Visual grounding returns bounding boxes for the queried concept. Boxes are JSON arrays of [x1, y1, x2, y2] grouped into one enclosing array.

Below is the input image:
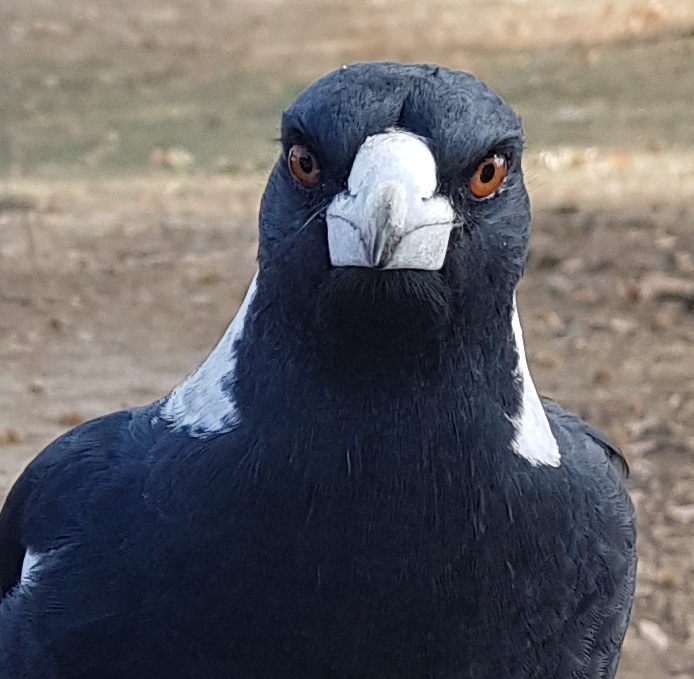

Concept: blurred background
[[1, 1, 693, 676]]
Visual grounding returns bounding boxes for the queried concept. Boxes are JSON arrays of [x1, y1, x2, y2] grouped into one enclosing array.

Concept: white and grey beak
[[326, 130, 456, 270]]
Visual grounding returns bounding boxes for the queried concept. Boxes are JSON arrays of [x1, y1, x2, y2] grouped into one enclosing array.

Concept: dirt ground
[[1, 1, 694, 677]]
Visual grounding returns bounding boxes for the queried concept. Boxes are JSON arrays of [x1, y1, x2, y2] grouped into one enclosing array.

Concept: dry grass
[[2, 0, 694, 180]]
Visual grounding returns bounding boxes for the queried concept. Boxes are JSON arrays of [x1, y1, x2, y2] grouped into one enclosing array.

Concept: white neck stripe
[[509, 299, 561, 467], [160, 274, 257, 437]]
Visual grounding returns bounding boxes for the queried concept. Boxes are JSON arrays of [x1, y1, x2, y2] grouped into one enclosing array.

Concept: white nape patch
[[509, 300, 561, 467], [160, 275, 257, 437], [20, 549, 41, 585], [326, 130, 455, 270]]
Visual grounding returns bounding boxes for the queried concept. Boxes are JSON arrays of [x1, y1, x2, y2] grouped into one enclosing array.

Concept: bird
[[0, 62, 636, 679]]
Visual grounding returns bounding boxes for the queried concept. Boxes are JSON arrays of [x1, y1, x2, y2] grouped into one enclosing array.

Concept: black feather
[[0, 63, 636, 679]]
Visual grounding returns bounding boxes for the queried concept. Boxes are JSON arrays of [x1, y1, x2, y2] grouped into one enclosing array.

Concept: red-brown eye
[[470, 154, 508, 199], [288, 144, 320, 188]]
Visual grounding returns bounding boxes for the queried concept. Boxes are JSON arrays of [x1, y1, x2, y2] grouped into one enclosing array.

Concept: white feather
[[20, 549, 41, 585], [160, 275, 257, 437], [509, 299, 561, 467]]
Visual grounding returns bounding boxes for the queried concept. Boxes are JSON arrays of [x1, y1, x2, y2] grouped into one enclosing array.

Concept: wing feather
[[0, 409, 152, 600], [542, 395, 637, 678]]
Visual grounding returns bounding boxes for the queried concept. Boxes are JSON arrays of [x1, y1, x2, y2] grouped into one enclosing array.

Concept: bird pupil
[[480, 162, 496, 183], [299, 153, 314, 174]]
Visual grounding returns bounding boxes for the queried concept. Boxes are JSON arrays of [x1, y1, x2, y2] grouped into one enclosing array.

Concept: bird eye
[[469, 154, 508, 200], [288, 144, 320, 188]]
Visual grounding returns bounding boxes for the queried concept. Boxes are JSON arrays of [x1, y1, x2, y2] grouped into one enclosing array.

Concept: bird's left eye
[[288, 145, 320, 188], [470, 154, 508, 200]]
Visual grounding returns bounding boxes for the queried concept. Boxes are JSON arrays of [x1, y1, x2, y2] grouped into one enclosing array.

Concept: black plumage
[[0, 62, 636, 678]]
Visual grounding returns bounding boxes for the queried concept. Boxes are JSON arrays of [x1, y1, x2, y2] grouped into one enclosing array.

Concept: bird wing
[[541, 396, 630, 477], [0, 406, 234, 676], [0, 408, 152, 600], [541, 396, 637, 679]]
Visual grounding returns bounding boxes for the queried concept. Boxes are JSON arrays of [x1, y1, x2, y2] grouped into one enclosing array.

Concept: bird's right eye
[[288, 145, 321, 188]]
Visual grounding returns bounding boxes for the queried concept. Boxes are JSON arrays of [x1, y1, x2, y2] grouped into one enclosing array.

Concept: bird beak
[[326, 130, 456, 270]]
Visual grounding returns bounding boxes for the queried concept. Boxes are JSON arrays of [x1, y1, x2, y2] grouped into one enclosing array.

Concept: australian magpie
[[0, 62, 636, 679]]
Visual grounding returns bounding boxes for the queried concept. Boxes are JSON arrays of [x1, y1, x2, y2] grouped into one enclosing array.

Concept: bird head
[[164, 63, 558, 465], [257, 63, 529, 381]]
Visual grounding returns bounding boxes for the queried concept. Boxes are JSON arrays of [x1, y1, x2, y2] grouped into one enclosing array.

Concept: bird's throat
[[314, 268, 453, 385]]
